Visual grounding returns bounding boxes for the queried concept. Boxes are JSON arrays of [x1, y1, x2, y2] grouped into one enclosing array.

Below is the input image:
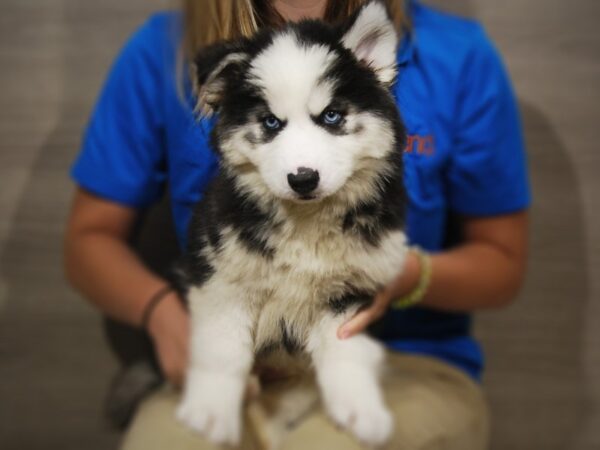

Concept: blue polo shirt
[[72, 1, 530, 381]]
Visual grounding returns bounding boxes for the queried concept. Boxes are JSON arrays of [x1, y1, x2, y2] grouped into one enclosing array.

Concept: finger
[[338, 295, 389, 339], [245, 375, 261, 401], [337, 308, 376, 339]]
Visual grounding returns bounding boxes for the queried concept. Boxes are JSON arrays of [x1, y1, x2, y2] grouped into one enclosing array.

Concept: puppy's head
[[194, 1, 404, 205]]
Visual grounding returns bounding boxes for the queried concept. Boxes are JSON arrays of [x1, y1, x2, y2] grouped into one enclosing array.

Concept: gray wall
[[0, 1, 598, 449]]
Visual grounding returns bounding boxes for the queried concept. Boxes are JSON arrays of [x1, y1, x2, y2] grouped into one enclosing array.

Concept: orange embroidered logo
[[404, 134, 435, 156]]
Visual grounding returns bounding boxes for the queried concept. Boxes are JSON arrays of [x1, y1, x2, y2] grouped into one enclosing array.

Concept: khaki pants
[[121, 353, 490, 450]]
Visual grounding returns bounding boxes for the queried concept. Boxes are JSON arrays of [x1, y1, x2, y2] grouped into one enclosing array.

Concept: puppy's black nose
[[287, 167, 320, 195]]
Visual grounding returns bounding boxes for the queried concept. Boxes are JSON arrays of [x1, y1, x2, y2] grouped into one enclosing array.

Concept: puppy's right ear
[[192, 41, 248, 117]]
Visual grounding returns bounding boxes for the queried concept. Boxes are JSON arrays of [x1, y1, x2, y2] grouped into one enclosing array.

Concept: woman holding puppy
[[65, 1, 529, 449]]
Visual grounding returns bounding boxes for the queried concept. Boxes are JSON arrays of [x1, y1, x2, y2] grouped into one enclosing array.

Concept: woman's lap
[[120, 352, 489, 450]]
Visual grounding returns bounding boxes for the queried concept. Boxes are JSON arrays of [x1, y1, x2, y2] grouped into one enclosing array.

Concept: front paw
[[323, 383, 393, 447], [176, 371, 245, 446]]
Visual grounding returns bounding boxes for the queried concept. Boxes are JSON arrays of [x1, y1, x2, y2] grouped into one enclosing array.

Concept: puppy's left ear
[[192, 41, 248, 117], [341, 1, 399, 85]]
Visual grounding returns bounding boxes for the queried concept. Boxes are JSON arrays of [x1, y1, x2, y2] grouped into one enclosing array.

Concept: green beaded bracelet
[[392, 248, 432, 309]]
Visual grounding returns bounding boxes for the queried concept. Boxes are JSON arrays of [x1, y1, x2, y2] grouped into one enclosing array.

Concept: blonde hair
[[183, 0, 408, 58]]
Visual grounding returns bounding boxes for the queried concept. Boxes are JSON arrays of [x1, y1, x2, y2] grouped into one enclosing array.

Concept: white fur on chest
[[202, 214, 407, 350]]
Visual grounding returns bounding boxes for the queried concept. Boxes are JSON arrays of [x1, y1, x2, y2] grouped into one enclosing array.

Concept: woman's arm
[[419, 210, 528, 310], [64, 188, 189, 386], [338, 210, 529, 339]]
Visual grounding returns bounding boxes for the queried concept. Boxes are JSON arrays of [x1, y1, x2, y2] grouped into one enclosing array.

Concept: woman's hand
[[337, 250, 422, 340], [337, 212, 529, 340], [146, 292, 190, 387]]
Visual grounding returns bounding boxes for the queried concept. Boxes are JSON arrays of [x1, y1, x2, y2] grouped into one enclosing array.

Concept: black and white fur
[[177, 2, 408, 447]]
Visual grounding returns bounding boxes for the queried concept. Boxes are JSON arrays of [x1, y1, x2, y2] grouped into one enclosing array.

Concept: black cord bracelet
[[140, 285, 174, 330]]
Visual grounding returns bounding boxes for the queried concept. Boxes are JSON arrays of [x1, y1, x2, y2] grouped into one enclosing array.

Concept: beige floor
[[0, 1, 598, 449]]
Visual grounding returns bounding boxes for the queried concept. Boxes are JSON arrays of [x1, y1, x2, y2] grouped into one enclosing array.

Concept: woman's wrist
[[147, 291, 186, 336], [391, 248, 432, 309], [141, 285, 175, 332], [371, 249, 421, 309], [393, 249, 422, 297]]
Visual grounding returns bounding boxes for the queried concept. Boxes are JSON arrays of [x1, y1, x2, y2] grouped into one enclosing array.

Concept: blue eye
[[323, 110, 343, 125], [263, 115, 282, 131]]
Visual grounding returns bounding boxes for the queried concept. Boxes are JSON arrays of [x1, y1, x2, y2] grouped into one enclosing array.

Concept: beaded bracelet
[[392, 248, 432, 309], [140, 285, 174, 330]]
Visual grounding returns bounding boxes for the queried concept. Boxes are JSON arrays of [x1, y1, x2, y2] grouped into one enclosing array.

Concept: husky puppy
[[177, 1, 408, 447]]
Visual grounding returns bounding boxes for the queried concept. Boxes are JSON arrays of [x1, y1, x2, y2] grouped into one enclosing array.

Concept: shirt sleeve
[[71, 14, 168, 208], [446, 25, 531, 215]]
